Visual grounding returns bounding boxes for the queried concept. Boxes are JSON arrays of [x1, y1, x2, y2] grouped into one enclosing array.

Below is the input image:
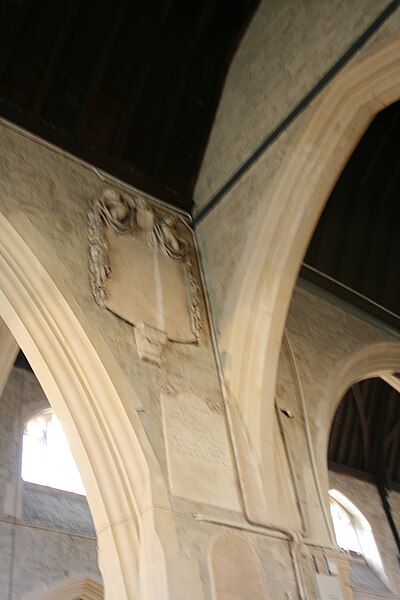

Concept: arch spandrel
[[216, 33, 400, 521]]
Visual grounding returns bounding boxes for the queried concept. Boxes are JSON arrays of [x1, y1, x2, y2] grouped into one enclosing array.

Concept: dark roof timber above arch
[[329, 377, 400, 490], [0, 0, 260, 212]]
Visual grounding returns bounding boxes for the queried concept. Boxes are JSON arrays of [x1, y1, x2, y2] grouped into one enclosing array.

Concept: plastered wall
[[195, 0, 400, 327], [0, 364, 100, 599]]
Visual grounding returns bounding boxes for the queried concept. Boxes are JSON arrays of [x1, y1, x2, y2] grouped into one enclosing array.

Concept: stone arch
[[305, 339, 400, 537], [39, 577, 103, 600], [0, 318, 19, 396], [217, 33, 400, 508], [0, 212, 172, 599], [318, 340, 400, 460]]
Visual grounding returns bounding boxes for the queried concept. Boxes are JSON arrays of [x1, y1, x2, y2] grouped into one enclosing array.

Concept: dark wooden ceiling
[[0, 0, 259, 212], [302, 99, 400, 329], [329, 378, 400, 491]]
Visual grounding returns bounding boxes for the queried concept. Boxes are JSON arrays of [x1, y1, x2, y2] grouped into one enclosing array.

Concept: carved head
[[135, 197, 155, 231], [102, 188, 129, 222]]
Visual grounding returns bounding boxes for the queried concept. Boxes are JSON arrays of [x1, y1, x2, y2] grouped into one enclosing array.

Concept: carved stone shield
[[88, 189, 200, 352]]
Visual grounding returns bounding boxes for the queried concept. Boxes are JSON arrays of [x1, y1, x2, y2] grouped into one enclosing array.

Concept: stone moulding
[[88, 188, 201, 363], [38, 577, 103, 600]]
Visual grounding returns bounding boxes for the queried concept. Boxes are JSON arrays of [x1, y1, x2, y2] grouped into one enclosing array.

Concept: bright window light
[[329, 489, 388, 586], [22, 409, 86, 495], [329, 496, 362, 554]]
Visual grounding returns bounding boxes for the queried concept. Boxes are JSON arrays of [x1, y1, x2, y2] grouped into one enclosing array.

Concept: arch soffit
[[219, 33, 400, 453], [0, 212, 172, 599]]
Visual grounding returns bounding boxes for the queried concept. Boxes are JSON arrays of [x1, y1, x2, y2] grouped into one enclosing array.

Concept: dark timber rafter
[[352, 383, 372, 469], [33, 0, 82, 115], [74, 0, 129, 136]]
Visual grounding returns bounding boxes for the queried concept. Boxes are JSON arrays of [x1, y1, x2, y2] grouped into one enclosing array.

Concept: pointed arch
[[0, 212, 172, 599], [318, 340, 400, 455], [217, 33, 400, 503]]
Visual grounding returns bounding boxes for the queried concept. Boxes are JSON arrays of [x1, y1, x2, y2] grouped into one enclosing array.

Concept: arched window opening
[[329, 489, 387, 584], [329, 493, 362, 555], [22, 409, 86, 495]]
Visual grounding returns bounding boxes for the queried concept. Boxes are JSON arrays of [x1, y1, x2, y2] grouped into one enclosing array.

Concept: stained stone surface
[[161, 391, 240, 510], [105, 229, 195, 342]]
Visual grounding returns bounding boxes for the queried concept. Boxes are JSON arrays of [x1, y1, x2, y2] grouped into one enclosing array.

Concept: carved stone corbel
[[134, 323, 168, 365]]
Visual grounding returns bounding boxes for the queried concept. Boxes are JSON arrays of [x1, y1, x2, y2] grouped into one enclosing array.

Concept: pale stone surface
[[315, 574, 344, 600], [210, 533, 269, 599], [196, 0, 394, 206], [0, 121, 245, 599], [0, 366, 100, 599], [87, 188, 202, 348], [192, 21, 400, 559], [23, 483, 96, 536], [39, 578, 103, 600], [0, 120, 399, 600], [106, 229, 195, 341], [0, 4, 400, 592], [161, 391, 240, 510], [277, 283, 400, 544]]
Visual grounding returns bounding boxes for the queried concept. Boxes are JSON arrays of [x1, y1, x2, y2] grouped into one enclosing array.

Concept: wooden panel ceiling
[[302, 99, 400, 328], [329, 378, 400, 490], [0, 0, 259, 211]]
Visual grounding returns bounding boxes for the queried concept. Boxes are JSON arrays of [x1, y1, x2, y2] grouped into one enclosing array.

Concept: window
[[22, 409, 86, 495], [329, 493, 362, 555], [329, 489, 388, 585]]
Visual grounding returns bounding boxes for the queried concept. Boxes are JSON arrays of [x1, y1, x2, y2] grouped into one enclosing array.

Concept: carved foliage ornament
[[88, 189, 201, 363]]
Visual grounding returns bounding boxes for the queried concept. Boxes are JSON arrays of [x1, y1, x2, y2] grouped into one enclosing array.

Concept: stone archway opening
[[0, 212, 157, 599], [216, 33, 400, 526], [325, 371, 400, 596], [0, 339, 103, 597]]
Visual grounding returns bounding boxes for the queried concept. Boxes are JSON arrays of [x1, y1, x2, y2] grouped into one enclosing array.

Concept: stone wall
[[0, 120, 265, 599], [329, 471, 400, 599], [0, 364, 100, 599], [273, 282, 400, 598], [194, 0, 400, 326], [274, 281, 400, 543], [0, 117, 234, 513], [1, 75, 399, 597]]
